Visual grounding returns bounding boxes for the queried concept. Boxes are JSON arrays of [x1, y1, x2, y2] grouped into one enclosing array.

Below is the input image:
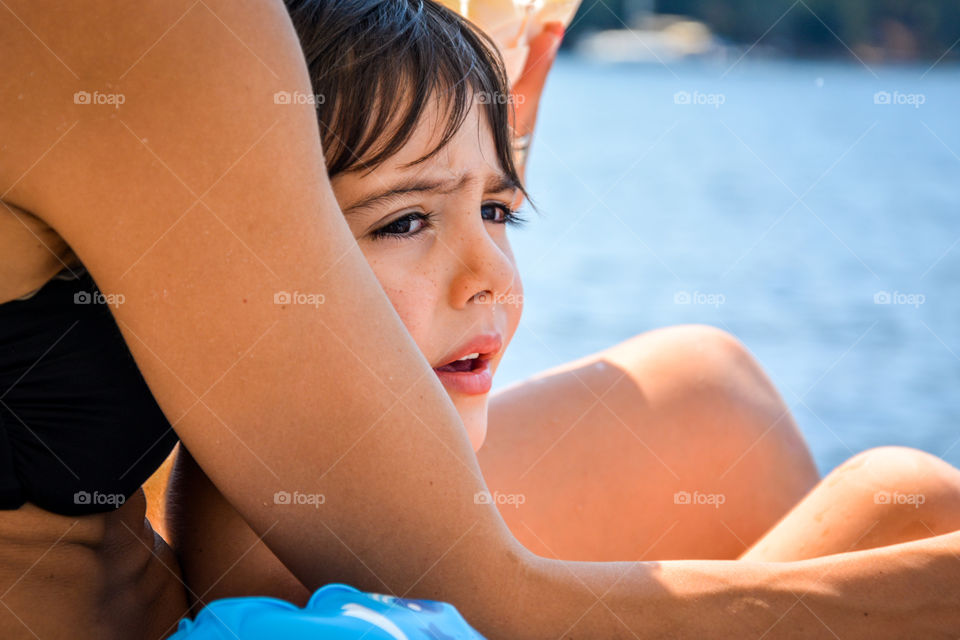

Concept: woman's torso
[[0, 209, 188, 638], [0, 489, 188, 640], [0, 201, 78, 304]]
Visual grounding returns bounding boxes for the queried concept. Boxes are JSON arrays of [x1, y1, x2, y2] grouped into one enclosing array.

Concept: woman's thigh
[[478, 324, 820, 561], [741, 446, 960, 562]]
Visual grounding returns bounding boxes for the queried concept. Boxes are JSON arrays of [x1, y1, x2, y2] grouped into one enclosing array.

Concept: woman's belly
[[0, 489, 188, 639]]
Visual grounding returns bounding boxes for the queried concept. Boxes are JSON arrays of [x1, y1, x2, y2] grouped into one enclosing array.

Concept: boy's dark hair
[[286, 0, 527, 199]]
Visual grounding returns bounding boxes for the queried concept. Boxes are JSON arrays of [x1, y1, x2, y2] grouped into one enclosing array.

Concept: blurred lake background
[[492, 0, 960, 474]]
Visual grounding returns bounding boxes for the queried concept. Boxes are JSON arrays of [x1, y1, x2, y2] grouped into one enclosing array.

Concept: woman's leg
[[478, 324, 820, 561], [740, 446, 960, 561]]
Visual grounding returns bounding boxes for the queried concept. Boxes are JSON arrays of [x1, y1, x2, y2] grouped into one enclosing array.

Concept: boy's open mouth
[[432, 333, 502, 395], [434, 353, 486, 373]]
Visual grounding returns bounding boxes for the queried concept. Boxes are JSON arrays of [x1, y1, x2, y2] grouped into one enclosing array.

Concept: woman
[[1, 0, 959, 638]]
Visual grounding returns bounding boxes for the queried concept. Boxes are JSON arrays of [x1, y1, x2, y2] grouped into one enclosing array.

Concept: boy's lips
[[432, 333, 502, 395]]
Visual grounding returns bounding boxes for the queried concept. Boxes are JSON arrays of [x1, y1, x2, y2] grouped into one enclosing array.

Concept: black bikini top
[[0, 267, 178, 515]]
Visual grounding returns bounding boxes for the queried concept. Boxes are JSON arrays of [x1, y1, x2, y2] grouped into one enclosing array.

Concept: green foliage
[[566, 0, 960, 61]]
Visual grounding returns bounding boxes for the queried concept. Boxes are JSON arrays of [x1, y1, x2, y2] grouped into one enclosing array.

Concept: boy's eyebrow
[[485, 172, 522, 195], [343, 172, 520, 216]]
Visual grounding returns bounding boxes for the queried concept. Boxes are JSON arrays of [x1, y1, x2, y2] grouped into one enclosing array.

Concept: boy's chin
[[457, 401, 489, 452]]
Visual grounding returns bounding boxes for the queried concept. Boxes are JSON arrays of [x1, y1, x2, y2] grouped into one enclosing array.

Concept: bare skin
[[479, 325, 819, 561], [164, 85, 960, 638], [742, 446, 960, 561], [0, 490, 187, 640], [3, 1, 960, 638], [0, 202, 79, 303], [154, 322, 822, 604]]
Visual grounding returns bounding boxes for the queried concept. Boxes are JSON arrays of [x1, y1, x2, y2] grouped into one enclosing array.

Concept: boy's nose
[[447, 231, 517, 310]]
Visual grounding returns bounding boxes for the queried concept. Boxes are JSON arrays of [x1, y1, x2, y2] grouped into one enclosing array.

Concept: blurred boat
[[575, 14, 722, 63]]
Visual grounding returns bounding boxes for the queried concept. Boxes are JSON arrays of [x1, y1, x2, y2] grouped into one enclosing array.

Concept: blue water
[[494, 55, 960, 474]]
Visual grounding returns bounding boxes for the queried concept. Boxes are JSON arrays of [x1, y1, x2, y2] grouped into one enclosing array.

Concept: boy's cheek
[[376, 281, 440, 359], [503, 275, 523, 344]]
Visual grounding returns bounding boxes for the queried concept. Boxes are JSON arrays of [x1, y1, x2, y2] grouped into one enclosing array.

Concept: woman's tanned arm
[[171, 444, 960, 638], [511, 530, 960, 638]]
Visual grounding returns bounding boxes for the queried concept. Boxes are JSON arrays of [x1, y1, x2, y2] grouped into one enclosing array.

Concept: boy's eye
[[370, 204, 525, 240], [481, 202, 525, 226], [371, 212, 432, 238]]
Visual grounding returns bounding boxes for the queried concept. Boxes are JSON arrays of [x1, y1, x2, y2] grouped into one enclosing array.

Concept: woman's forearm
[[173, 458, 959, 639], [779, 530, 960, 638], [506, 554, 791, 639], [500, 531, 960, 639]]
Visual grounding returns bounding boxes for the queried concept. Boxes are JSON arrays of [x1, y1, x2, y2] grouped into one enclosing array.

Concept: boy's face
[[330, 99, 524, 451]]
